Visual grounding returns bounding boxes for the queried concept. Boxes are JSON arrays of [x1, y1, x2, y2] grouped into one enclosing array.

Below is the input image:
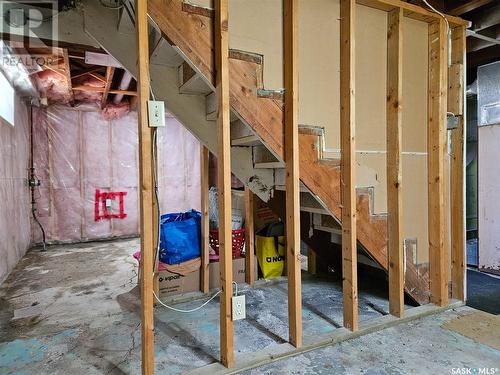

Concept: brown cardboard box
[[209, 257, 246, 289], [156, 257, 254, 298], [157, 268, 200, 298]]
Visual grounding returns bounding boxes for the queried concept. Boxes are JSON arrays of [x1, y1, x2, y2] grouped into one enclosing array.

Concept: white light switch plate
[[232, 295, 246, 321], [147, 100, 165, 127]]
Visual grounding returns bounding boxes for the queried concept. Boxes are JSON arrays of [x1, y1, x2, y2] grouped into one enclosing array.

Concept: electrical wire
[[421, 0, 449, 32], [421, 0, 451, 67], [153, 290, 221, 313], [28, 103, 47, 252], [148, 85, 240, 314], [422, 0, 457, 119], [153, 281, 239, 313]]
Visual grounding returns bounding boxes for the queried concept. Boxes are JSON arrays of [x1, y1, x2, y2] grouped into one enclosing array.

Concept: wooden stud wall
[[386, 7, 404, 318], [284, 0, 303, 348], [200, 146, 210, 294], [136, 0, 155, 373], [215, 0, 234, 368], [450, 26, 466, 301], [136, 0, 466, 371], [245, 189, 256, 285], [427, 19, 449, 307], [340, 0, 359, 332]]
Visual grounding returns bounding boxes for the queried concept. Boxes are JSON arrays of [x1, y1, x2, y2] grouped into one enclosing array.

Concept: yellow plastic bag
[[256, 235, 286, 279]]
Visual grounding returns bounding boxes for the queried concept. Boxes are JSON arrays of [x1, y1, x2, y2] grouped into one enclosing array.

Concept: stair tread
[[231, 135, 261, 147]]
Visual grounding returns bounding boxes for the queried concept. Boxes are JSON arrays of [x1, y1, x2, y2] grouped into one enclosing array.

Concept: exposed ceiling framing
[[17, 44, 137, 108]]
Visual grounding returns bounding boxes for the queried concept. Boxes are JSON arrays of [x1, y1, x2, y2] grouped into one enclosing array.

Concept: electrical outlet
[[147, 100, 165, 127], [231, 295, 246, 321]]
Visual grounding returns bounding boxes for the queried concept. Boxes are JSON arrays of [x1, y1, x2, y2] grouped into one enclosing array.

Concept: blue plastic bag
[[159, 210, 201, 265]]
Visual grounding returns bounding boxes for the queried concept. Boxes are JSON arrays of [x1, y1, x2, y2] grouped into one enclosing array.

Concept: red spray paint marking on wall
[[94, 189, 128, 221]]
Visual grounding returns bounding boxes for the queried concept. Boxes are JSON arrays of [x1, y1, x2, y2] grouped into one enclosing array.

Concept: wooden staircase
[[87, 0, 429, 304], [144, 0, 430, 304]]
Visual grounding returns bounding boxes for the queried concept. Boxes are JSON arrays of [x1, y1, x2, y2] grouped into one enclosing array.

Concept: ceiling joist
[[101, 67, 116, 108]]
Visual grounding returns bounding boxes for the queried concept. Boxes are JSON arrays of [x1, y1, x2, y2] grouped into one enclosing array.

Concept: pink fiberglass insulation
[[35, 69, 71, 105], [73, 76, 104, 104], [31, 106, 201, 244], [157, 115, 201, 213], [102, 101, 130, 120], [0, 95, 31, 283], [33, 69, 132, 121]]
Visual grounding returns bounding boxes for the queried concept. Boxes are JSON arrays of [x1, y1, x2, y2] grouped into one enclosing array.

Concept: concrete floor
[[0, 239, 498, 374], [467, 269, 500, 315], [241, 306, 500, 375]]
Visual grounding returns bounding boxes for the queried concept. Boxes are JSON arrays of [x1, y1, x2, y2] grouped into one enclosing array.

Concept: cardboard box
[[209, 257, 246, 289], [155, 257, 255, 298], [157, 268, 200, 298]]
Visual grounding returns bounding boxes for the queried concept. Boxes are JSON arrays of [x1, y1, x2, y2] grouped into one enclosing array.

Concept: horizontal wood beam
[[71, 67, 103, 80], [72, 85, 137, 96], [357, 0, 470, 27], [447, 0, 494, 16]]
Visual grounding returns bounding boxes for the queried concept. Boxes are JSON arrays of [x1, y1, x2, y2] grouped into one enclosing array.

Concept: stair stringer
[[147, 0, 430, 304]]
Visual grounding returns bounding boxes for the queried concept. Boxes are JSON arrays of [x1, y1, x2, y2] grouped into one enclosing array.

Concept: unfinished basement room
[[0, 0, 499, 374]]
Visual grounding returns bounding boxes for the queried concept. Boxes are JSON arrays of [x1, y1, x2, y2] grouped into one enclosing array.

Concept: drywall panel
[[357, 153, 429, 264], [0, 95, 31, 284], [402, 155, 429, 264], [478, 125, 500, 274]]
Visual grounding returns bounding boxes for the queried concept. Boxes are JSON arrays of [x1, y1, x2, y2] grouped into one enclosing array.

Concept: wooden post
[[201, 146, 210, 293], [387, 7, 404, 318], [307, 248, 317, 275], [136, 0, 155, 373], [340, 0, 358, 331], [244, 188, 256, 285], [428, 19, 449, 307], [450, 26, 466, 301], [284, 0, 303, 348], [215, 0, 234, 368]]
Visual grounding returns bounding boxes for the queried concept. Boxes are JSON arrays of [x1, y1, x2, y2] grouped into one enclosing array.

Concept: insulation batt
[[102, 101, 130, 120], [30, 106, 201, 244], [73, 76, 104, 104], [36, 70, 71, 105]]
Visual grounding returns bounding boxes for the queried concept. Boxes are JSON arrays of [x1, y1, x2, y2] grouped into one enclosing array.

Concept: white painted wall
[[478, 124, 500, 274]]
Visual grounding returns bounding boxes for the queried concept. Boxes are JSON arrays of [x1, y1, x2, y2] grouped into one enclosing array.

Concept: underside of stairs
[[83, 0, 430, 304], [144, 0, 430, 304]]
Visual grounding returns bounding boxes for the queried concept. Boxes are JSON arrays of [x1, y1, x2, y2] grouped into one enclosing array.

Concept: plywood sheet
[[442, 311, 500, 350]]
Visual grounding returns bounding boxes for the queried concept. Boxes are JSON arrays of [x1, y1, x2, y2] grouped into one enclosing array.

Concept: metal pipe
[[28, 102, 47, 251], [113, 70, 133, 104]]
